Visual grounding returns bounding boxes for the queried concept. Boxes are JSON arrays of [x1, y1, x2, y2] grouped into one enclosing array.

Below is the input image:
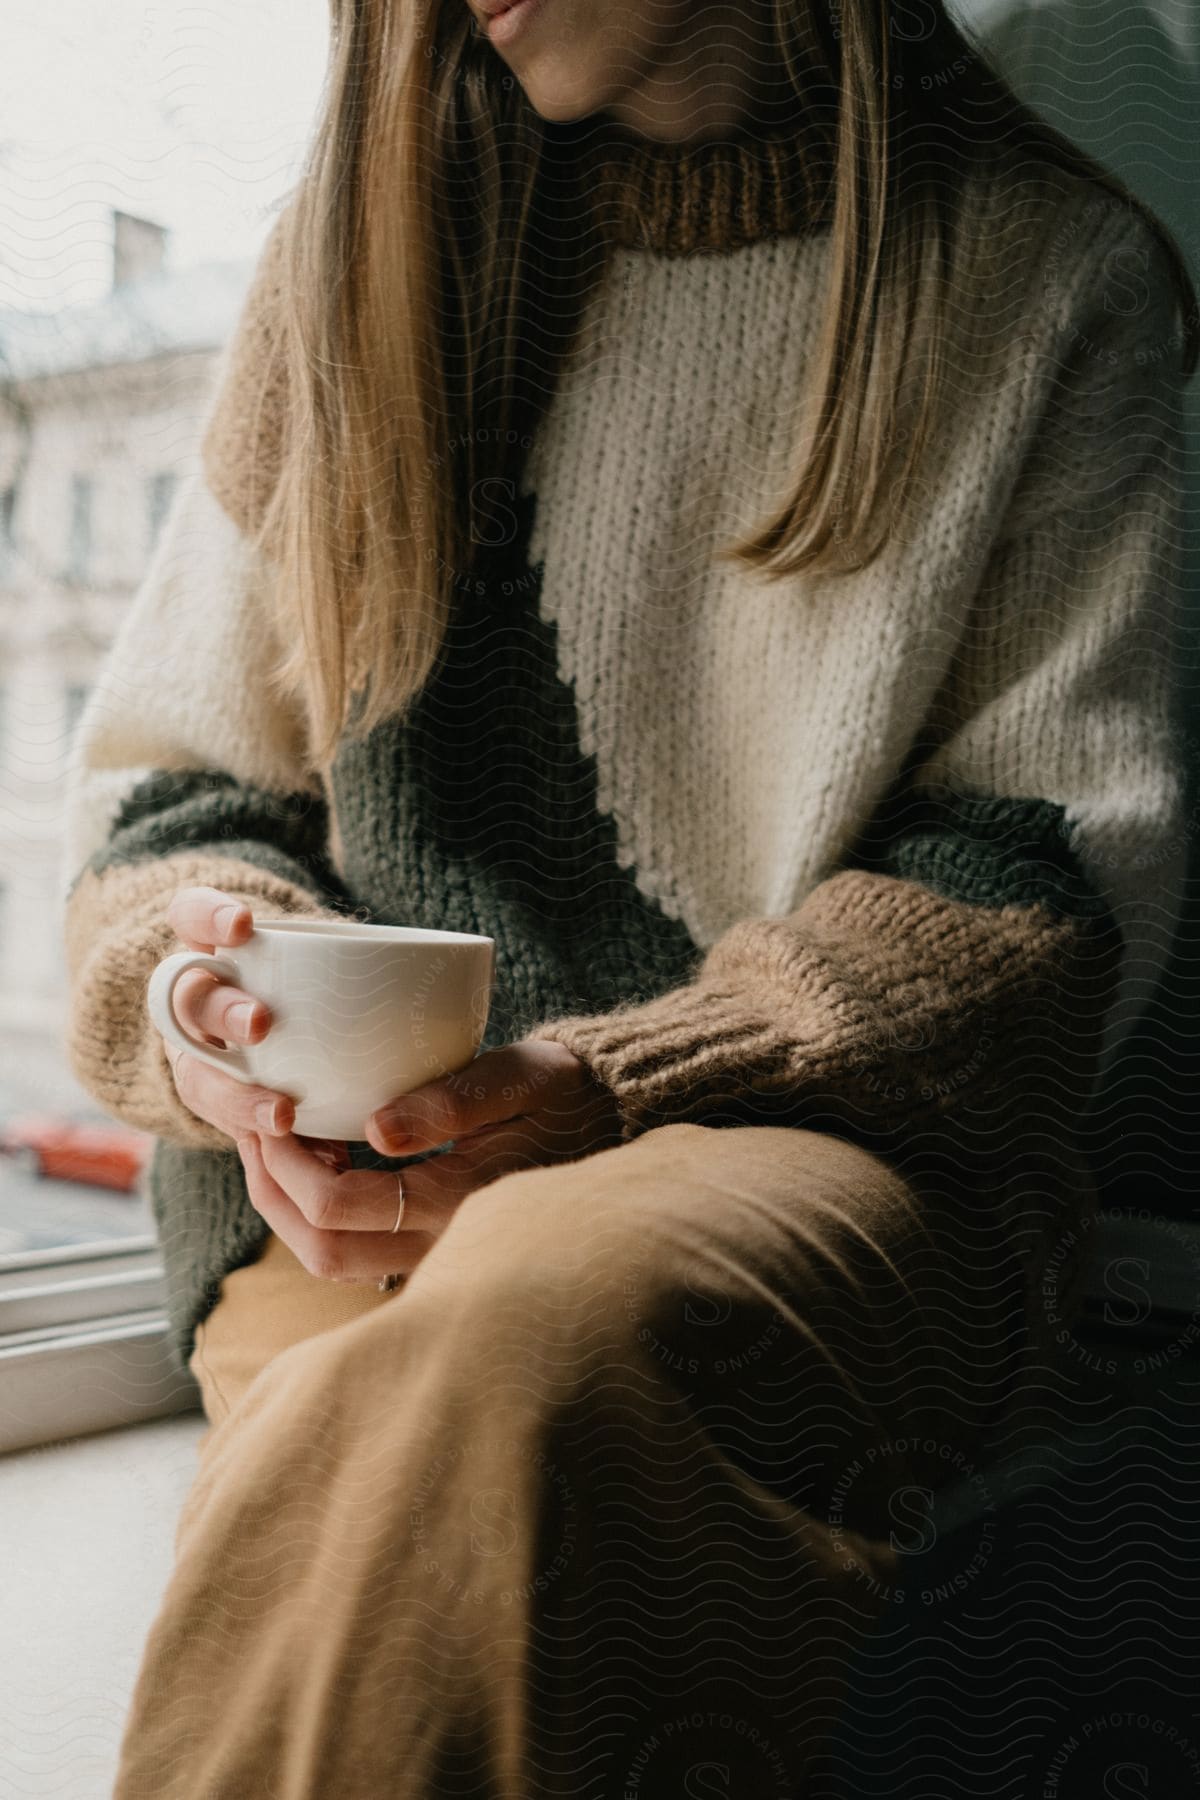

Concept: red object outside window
[[0, 1115, 155, 1192]]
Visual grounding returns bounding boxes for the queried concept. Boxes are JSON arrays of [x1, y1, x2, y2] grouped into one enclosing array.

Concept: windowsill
[[0, 1412, 208, 1798], [0, 1311, 202, 1453]]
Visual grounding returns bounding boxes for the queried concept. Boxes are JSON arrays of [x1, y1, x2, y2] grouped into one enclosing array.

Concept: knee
[[307, 1123, 776, 1404], [418, 1123, 797, 1388], [423, 1141, 656, 1330]]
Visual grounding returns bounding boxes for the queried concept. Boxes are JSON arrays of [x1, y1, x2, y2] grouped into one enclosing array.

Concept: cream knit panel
[[920, 199, 1190, 1055], [519, 171, 1068, 950]]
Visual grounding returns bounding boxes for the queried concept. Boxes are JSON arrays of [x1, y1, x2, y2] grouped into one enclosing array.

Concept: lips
[[475, 0, 547, 47]]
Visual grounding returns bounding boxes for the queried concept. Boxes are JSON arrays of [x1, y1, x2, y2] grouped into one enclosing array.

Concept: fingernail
[[255, 1099, 287, 1133], [236, 1135, 255, 1157], [375, 1111, 411, 1150], [215, 903, 246, 937], [228, 1001, 259, 1039]]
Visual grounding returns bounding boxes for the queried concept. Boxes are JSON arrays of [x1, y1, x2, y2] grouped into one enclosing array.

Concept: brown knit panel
[[530, 869, 1118, 1143], [200, 204, 294, 548], [64, 852, 343, 1148]]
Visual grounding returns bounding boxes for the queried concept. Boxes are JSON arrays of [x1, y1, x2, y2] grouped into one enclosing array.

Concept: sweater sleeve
[[59, 465, 356, 1151], [528, 207, 1190, 1161]]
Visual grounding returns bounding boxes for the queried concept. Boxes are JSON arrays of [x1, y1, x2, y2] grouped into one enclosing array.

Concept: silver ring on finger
[[378, 1173, 406, 1294]]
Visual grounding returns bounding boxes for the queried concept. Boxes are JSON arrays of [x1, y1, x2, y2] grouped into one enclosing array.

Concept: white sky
[[0, 0, 1194, 315], [0, 0, 330, 311]]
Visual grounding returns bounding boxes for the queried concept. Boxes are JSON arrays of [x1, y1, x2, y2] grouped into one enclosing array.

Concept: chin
[[509, 60, 611, 123], [524, 91, 595, 122]]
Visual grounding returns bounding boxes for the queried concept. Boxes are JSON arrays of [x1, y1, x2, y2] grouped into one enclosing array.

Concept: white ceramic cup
[[146, 917, 496, 1142]]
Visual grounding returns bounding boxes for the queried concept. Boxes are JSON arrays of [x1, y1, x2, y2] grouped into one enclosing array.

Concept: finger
[[238, 1134, 437, 1285], [173, 968, 273, 1048], [255, 1130, 461, 1237], [166, 885, 255, 951], [368, 1041, 572, 1154], [166, 1043, 295, 1138], [296, 1135, 353, 1174], [428, 1116, 562, 1193], [426, 1103, 625, 1199]]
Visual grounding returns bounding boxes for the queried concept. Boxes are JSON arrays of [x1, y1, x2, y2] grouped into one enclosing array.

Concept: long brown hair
[[258, 0, 1199, 766]]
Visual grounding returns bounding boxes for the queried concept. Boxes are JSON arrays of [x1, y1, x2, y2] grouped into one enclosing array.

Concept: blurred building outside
[[0, 210, 253, 1247], [0, 209, 251, 1044]]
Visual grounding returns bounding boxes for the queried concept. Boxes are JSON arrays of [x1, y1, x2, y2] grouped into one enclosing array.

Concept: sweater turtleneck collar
[[566, 91, 837, 257]]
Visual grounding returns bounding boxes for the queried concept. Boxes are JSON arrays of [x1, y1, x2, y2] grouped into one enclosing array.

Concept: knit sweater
[[59, 112, 1190, 1373]]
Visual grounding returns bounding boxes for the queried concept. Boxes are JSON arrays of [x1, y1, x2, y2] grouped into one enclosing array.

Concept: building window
[[67, 475, 93, 583], [64, 683, 89, 741], [146, 472, 177, 554], [0, 486, 14, 577]]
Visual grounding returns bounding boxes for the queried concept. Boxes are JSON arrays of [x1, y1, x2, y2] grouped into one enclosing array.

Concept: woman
[[62, 0, 1195, 1792]]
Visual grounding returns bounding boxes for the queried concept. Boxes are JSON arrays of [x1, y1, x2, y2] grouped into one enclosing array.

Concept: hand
[[235, 1039, 625, 1286], [158, 885, 298, 1140]]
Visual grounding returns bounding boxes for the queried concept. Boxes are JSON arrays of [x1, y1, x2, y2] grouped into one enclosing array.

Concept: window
[[0, 486, 15, 575], [66, 474, 93, 583], [64, 682, 89, 741], [146, 471, 177, 555]]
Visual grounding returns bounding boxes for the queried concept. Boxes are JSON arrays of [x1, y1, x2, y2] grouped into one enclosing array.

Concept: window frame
[[0, 1237, 202, 1454]]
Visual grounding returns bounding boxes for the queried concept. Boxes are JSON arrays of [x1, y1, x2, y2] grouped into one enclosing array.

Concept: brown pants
[[115, 1122, 1081, 1798]]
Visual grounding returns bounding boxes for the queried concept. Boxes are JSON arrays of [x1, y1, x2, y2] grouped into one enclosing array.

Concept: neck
[[600, 1, 797, 146]]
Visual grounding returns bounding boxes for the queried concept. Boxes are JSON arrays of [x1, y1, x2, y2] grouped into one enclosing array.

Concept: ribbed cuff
[[529, 870, 1118, 1145], [531, 981, 790, 1136]]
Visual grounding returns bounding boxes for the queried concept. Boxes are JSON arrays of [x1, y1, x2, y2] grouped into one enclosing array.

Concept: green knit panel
[[149, 1140, 267, 1372], [843, 777, 1118, 921], [73, 767, 357, 913]]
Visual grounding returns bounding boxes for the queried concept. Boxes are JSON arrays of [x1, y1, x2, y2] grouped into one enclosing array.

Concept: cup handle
[[146, 950, 253, 1084]]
